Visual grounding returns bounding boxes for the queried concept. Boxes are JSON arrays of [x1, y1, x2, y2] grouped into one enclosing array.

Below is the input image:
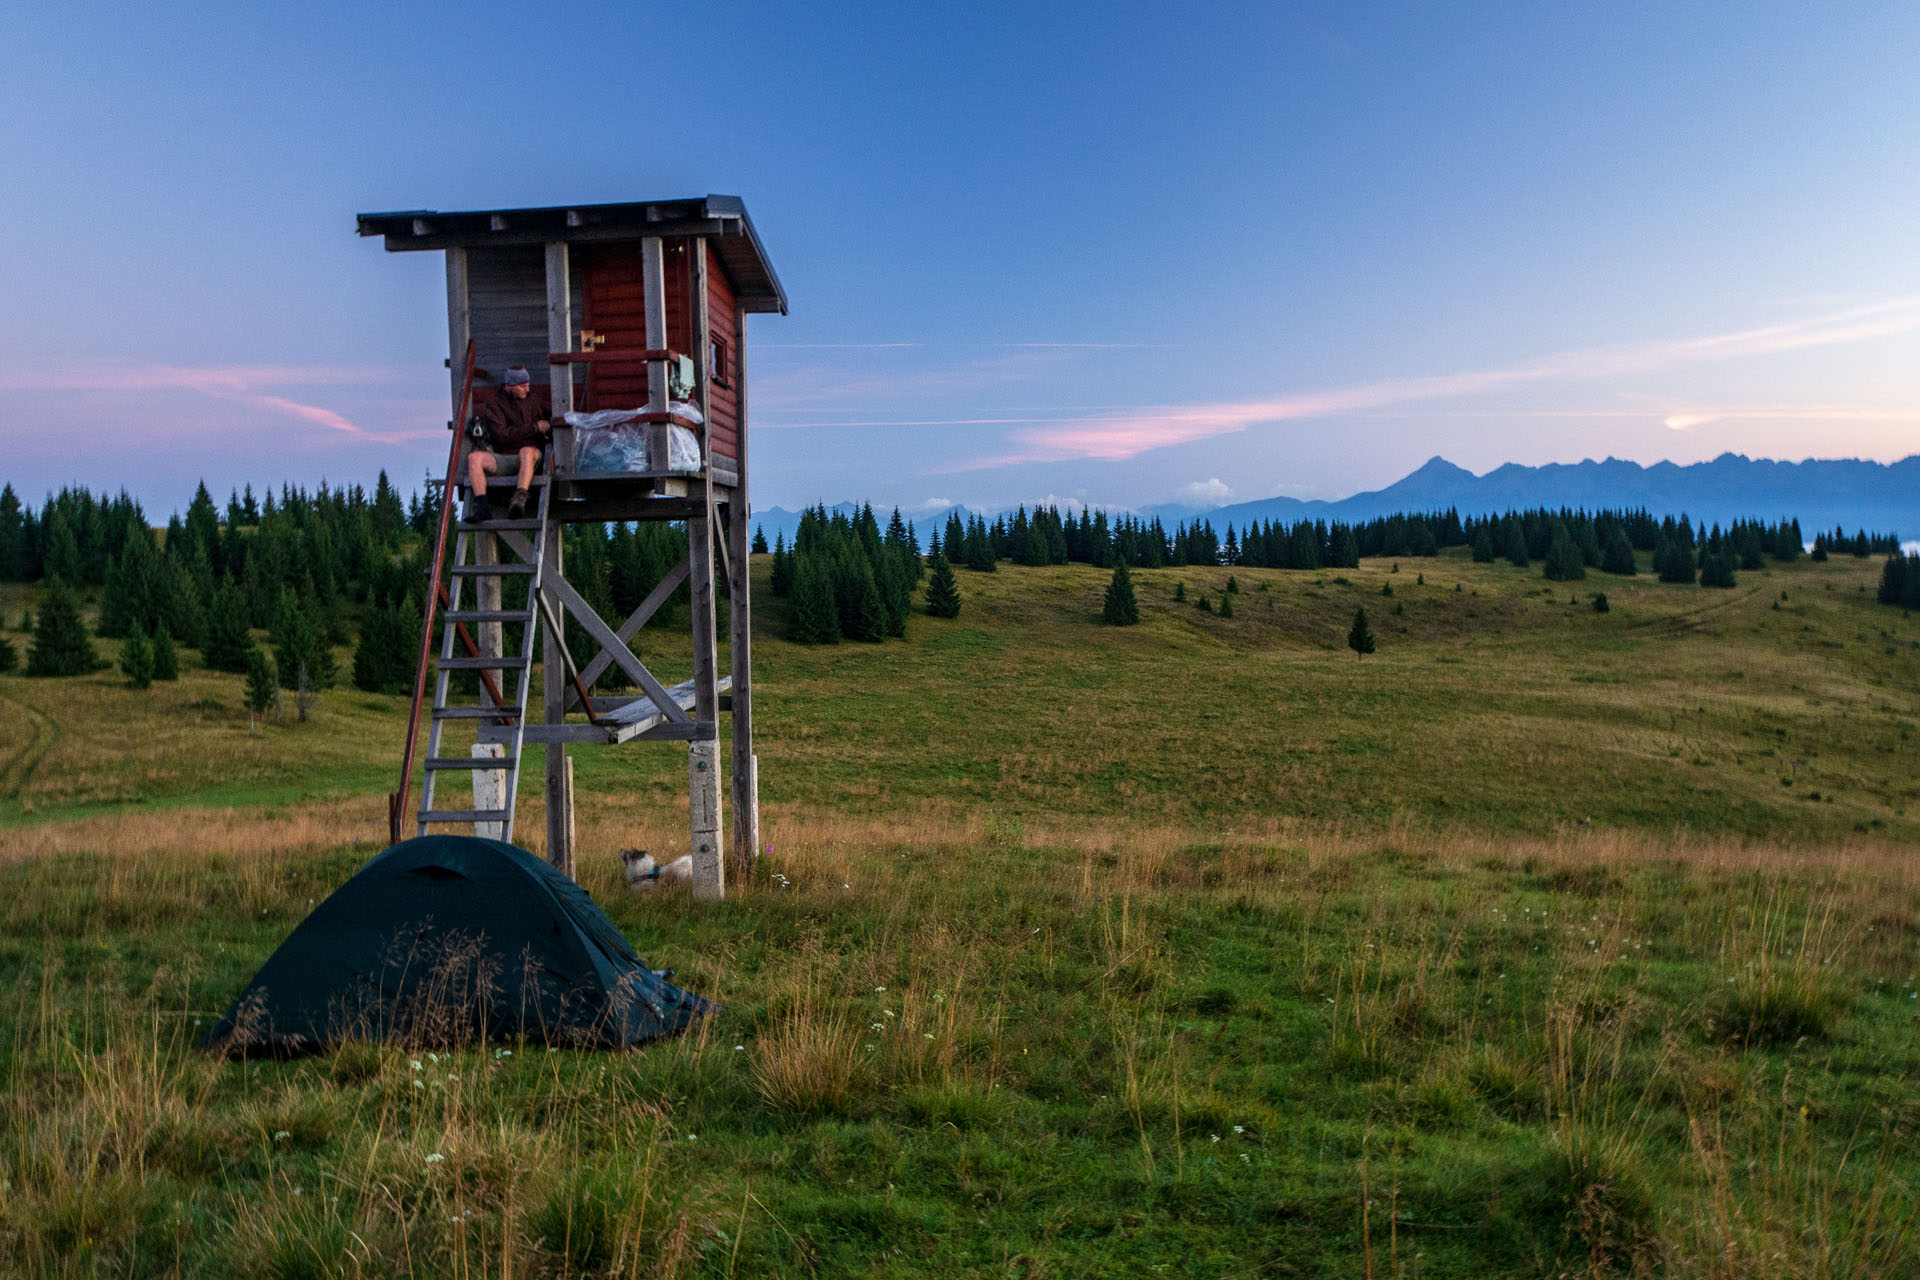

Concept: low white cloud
[[916, 497, 954, 512], [1175, 478, 1234, 507]]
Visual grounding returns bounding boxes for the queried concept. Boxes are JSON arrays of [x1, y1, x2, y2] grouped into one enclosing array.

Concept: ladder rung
[[450, 563, 536, 576], [439, 656, 529, 670], [444, 610, 535, 623], [426, 756, 518, 771], [456, 519, 545, 532], [431, 706, 520, 719], [419, 808, 514, 824]]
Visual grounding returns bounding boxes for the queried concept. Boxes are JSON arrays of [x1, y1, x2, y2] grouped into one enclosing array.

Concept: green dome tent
[[202, 834, 716, 1055]]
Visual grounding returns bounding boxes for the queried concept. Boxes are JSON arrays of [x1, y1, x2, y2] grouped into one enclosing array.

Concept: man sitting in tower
[[465, 366, 551, 521]]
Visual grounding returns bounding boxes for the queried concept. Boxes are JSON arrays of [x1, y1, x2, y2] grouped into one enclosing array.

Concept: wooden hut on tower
[[356, 197, 787, 900]]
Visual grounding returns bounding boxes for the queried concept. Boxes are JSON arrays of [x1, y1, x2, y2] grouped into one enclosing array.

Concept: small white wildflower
[[734, 1044, 746, 1051], [875, 986, 886, 993], [686, 1134, 697, 1142], [427, 1052, 440, 1063], [410, 1060, 423, 1071], [425, 1152, 444, 1164], [1240, 1152, 1251, 1164], [871, 1022, 885, 1032], [923, 1032, 935, 1040], [1210, 1134, 1220, 1143], [1232, 1125, 1244, 1134], [273, 1130, 290, 1142], [413, 1080, 424, 1089]]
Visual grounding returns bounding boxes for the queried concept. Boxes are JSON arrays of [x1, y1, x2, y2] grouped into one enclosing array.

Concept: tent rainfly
[[201, 835, 715, 1055]]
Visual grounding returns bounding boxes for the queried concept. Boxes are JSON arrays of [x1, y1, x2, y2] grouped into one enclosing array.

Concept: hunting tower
[[357, 196, 787, 900]]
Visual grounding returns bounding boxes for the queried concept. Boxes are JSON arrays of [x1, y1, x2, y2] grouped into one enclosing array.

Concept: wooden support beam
[[540, 573, 692, 727], [642, 236, 672, 484], [728, 295, 760, 882], [688, 237, 724, 901], [545, 241, 576, 475], [445, 248, 470, 418], [543, 241, 574, 875], [574, 557, 690, 690]]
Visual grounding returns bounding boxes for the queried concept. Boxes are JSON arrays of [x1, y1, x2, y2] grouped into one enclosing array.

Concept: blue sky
[[3, 1, 1916, 519]]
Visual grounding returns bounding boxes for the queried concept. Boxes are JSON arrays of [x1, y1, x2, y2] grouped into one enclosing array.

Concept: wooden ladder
[[416, 478, 552, 842]]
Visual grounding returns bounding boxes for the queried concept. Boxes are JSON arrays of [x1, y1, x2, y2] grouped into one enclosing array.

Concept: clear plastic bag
[[564, 410, 704, 473]]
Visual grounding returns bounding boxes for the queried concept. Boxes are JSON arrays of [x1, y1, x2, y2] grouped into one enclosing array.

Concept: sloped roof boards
[[355, 195, 787, 315]]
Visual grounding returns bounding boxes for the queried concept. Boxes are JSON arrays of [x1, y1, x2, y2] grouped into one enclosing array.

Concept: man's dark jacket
[[475, 392, 549, 453]]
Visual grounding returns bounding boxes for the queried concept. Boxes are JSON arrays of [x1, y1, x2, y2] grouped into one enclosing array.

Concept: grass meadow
[[1, 548, 1917, 1276]]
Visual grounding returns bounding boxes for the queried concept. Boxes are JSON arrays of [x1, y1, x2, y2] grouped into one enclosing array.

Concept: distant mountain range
[[751, 453, 1917, 548]]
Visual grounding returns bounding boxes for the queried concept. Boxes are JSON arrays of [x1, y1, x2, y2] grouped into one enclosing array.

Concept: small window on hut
[[710, 337, 730, 387]]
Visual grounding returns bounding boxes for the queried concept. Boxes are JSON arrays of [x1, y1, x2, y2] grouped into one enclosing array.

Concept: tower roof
[[356, 195, 787, 314]]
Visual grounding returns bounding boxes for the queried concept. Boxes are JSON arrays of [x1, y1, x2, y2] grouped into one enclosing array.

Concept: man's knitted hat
[[503, 366, 531, 386]]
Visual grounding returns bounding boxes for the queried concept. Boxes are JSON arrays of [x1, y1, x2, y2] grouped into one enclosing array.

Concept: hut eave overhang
[[355, 195, 788, 315]]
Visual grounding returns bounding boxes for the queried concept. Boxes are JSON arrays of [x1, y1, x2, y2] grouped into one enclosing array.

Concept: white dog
[[621, 849, 692, 894]]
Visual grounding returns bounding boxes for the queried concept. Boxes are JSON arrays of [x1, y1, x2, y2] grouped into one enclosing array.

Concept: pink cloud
[[0, 360, 438, 445], [938, 296, 1920, 470]]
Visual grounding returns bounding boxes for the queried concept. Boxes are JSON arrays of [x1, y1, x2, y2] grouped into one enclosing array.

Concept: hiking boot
[[465, 495, 494, 524], [507, 488, 529, 521]]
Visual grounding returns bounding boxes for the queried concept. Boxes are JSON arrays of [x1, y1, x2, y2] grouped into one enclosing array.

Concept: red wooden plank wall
[[706, 259, 739, 461], [577, 240, 742, 463]]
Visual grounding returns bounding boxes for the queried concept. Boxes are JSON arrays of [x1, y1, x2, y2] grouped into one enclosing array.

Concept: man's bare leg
[[466, 450, 502, 521], [508, 447, 538, 519]]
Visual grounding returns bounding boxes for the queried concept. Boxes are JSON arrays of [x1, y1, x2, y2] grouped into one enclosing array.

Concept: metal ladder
[[416, 478, 552, 842]]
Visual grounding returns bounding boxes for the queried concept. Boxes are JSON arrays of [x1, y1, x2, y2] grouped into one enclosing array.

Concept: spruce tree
[[769, 534, 794, 597], [752, 525, 769, 555], [0, 635, 15, 673], [1878, 553, 1907, 607], [1218, 591, 1234, 618], [25, 578, 101, 677], [353, 599, 416, 694], [849, 561, 889, 642], [201, 581, 254, 672], [1504, 520, 1531, 568], [787, 556, 841, 644], [1472, 529, 1495, 563], [121, 622, 155, 689], [923, 552, 962, 618], [1657, 537, 1696, 584], [1347, 606, 1376, 658], [1543, 526, 1586, 581], [272, 586, 334, 689], [1173, 581, 1186, 603], [1102, 561, 1140, 625], [1601, 527, 1637, 575], [151, 625, 179, 681]]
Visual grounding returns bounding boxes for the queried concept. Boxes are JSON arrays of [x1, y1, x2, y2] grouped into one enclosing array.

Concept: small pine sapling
[[1173, 582, 1186, 603], [1226, 575, 1240, 593], [121, 623, 155, 689], [1592, 592, 1610, 613], [1197, 595, 1212, 614], [923, 553, 962, 618], [1102, 561, 1140, 626], [243, 647, 277, 733], [151, 625, 179, 681], [1347, 606, 1376, 658], [1381, 581, 1393, 596]]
